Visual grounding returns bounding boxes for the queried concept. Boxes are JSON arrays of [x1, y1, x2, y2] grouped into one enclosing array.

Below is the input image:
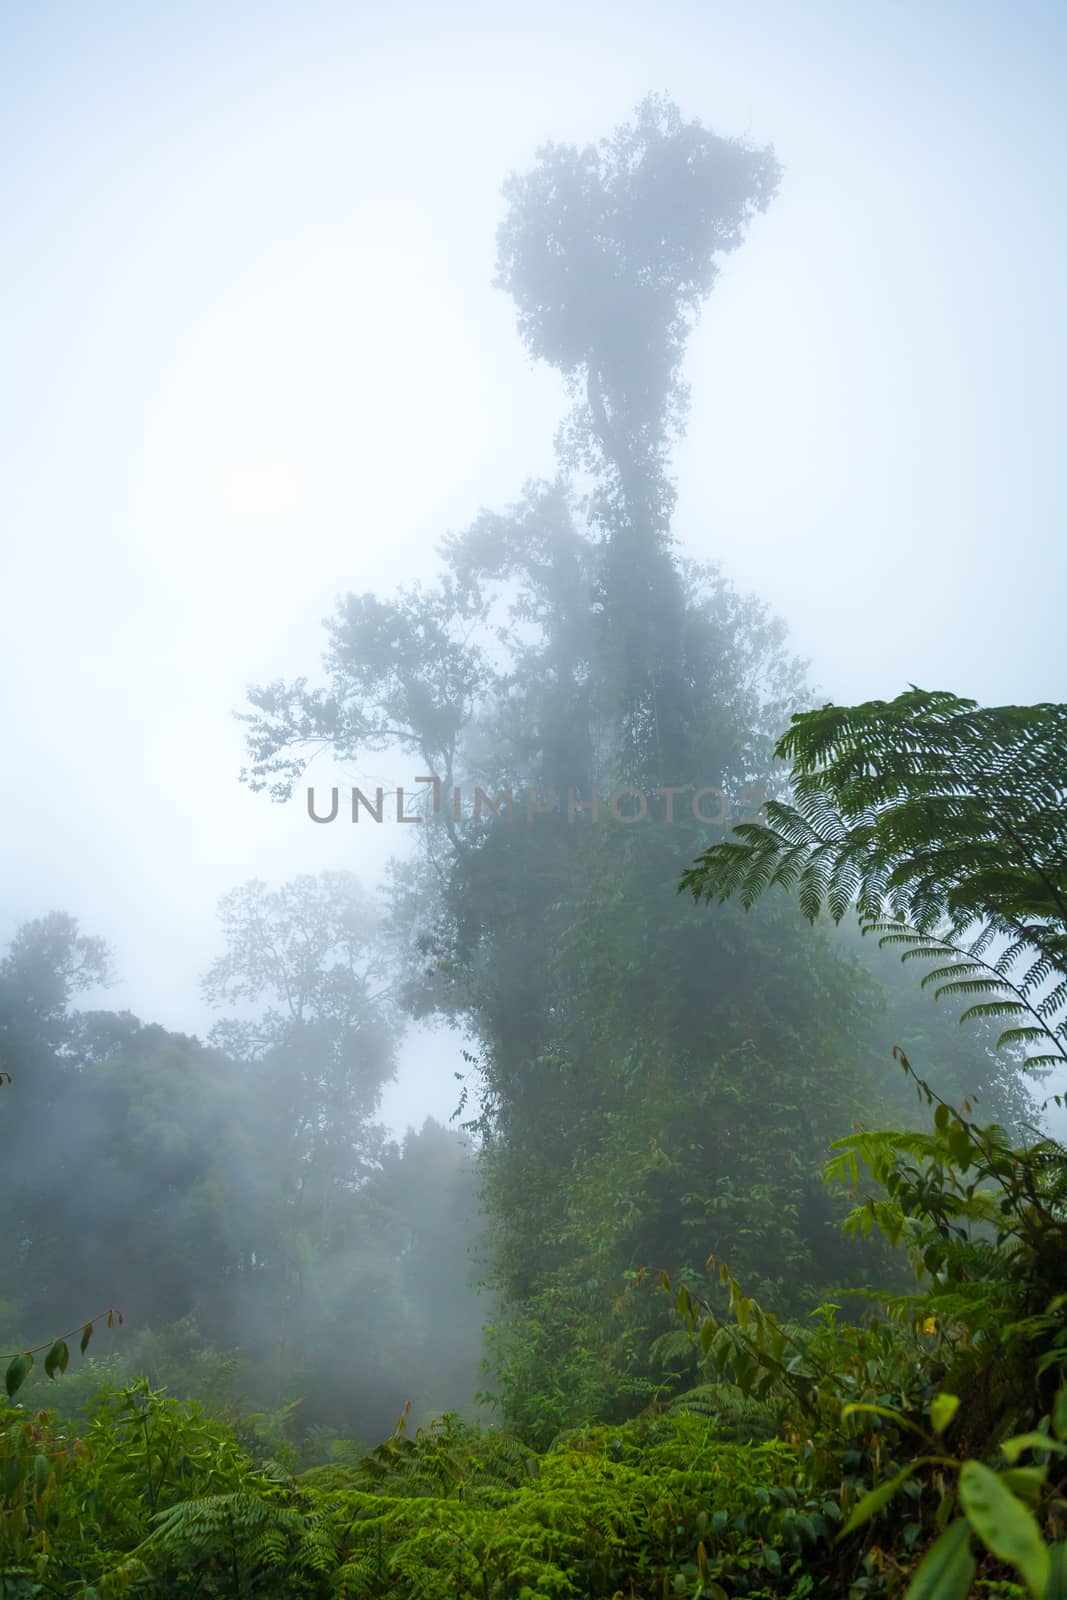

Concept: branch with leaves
[[4, 1306, 124, 1400]]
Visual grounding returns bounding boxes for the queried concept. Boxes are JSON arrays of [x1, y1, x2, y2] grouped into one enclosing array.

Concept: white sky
[[2, 0, 1065, 1134]]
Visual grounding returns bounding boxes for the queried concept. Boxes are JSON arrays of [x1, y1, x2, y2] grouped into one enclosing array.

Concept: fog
[[3, 2, 1063, 1135], [2, 0, 1065, 1477]]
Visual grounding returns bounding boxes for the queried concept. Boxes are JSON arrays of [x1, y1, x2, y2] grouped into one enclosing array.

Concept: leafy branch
[[4, 1307, 124, 1400]]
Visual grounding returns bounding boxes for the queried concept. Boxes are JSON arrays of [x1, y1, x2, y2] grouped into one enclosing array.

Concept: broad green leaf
[[959, 1460, 1049, 1598], [44, 1338, 69, 1379], [998, 1467, 1047, 1503], [1000, 1432, 1067, 1464], [947, 1126, 971, 1168], [931, 1394, 959, 1434], [903, 1519, 975, 1599], [5, 1351, 34, 1398], [80, 1323, 94, 1355], [1046, 1543, 1067, 1600], [841, 1457, 953, 1539]]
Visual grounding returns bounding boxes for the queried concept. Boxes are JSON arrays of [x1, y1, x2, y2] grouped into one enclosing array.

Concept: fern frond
[[681, 691, 1067, 1077]]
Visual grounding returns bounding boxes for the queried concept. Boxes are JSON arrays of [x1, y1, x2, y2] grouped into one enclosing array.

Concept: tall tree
[[0, 915, 257, 1343], [0, 912, 110, 1088], [203, 872, 398, 1207], [495, 94, 780, 780], [235, 101, 1037, 1438]]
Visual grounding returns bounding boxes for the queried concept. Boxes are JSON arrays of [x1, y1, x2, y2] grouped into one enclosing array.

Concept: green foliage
[[652, 1047, 1067, 1596], [671, 675, 1067, 1594], [496, 91, 780, 533], [5, 1309, 123, 1402], [294, 1413, 827, 1599], [133, 1491, 327, 1597], [234, 94, 1041, 1452], [1, 1388, 846, 1598], [681, 688, 1067, 1075], [0, 1380, 276, 1597], [6, 85, 1062, 1600], [241, 235, 901, 1428], [3, 1063, 1064, 1595], [0, 892, 486, 1445]]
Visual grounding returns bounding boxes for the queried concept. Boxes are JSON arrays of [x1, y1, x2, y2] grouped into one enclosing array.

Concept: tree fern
[[129, 1490, 321, 1593], [332, 1411, 537, 1501], [680, 688, 1067, 1075]]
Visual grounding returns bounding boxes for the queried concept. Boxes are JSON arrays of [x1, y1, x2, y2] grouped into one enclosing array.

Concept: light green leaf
[[998, 1467, 1047, 1503], [903, 1519, 975, 1599], [959, 1460, 1049, 1598], [1000, 1432, 1067, 1464], [931, 1394, 960, 1434], [44, 1338, 69, 1379]]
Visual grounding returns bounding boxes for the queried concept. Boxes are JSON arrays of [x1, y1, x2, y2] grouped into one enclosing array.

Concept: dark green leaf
[[840, 1464, 918, 1537], [44, 1339, 69, 1379], [1054, 1388, 1067, 1442], [1046, 1543, 1067, 1600], [5, 1351, 34, 1398], [903, 1519, 975, 1599]]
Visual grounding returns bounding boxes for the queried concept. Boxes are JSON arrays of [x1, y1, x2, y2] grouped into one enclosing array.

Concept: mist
[[2, 5, 1065, 1593]]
